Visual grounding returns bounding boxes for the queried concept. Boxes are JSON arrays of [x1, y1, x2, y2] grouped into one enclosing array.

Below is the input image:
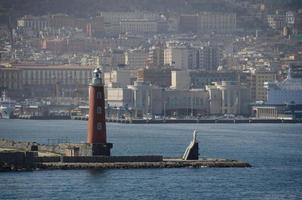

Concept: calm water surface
[[0, 120, 302, 199]]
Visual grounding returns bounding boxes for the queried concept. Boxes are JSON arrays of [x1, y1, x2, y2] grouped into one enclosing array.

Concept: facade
[[254, 71, 276, 102], [137, 68, 171, 88], [91, 16, 105, 36], [179, 14, 199, 33], [100, 49, 125, 69], [198, 45, 222, 71], [171, 70, 191, 90], [199, 12, 236, 34], [190, 70, 238, 88], [125, 49, 147, 69], [164, 89, 209, 116], [104, 70, 132, 87], [206, 81, 250, 115], [164, 46, 198, 70], [106, 81, 209, 118], [0, 67, 23, 93], [179, 12, 236, 34], [147, 45, 165, 68], [0, 64, 94, 98], [267, 13, 286, 30], [100, 12, 159, 34], [106, 87, 133, 108], [17, 15, 49, 32], [120, 19, 158, 34]]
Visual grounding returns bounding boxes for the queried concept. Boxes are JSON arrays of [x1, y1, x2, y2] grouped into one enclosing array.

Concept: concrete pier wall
[[61, 155, 163, 163], [0, 138, 70, 155]]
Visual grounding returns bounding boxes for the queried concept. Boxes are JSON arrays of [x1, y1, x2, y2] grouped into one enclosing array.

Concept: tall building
[[254, 70, 276, 102], [147, 43, 165, 68], [198, 45, 222, 71]]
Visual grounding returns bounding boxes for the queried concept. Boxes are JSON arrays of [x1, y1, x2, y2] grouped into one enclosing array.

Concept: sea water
[[0, 120, 302, 199]]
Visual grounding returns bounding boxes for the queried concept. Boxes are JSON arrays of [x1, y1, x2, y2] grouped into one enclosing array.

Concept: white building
[[266, 64, 302, 105], [171, 70, 191, 90], [206, 81, 250, 115]]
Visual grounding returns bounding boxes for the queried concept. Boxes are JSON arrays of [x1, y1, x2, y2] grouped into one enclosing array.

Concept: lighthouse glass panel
[[97, 123, 102, 130], [97, 106, 102, 114], [97, 92, 102, 99]]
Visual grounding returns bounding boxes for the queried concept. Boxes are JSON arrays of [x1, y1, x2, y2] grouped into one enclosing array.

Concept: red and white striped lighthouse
[[87, 68, 112, 156]]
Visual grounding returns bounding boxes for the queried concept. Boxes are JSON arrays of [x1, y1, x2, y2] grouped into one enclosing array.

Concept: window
[[97, 123, 102, 130]]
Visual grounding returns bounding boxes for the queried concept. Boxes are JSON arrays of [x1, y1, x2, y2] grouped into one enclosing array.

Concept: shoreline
[[7, 116, 302, 124]]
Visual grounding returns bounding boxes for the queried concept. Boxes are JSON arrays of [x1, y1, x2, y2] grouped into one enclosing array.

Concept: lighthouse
[[87, 68, 112, 156]]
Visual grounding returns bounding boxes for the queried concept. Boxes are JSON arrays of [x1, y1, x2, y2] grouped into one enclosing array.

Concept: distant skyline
[[0, 0, 301, 25]]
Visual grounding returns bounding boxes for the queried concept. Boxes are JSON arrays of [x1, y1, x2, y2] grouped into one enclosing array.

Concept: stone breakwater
[[0, 139, 252, 171], [38, 159, 251, 170]]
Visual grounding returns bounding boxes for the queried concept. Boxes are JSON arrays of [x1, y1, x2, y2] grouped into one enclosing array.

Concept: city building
[[179, 14, 199, 33], [100, 49, 125, 69], [125, 49, 147, 69], [99, 12, 159, 34], [104, 70, 132, 87], [254, 70, 276, 102], [91, 16, 105, 37], [147, 44, 165, 68], [0, 64, 94, 98], [0, 66, 22, 96], [206, 81, 250, 115], [171, 70, 190, 90], [179, 12, 236, 34], [164, 89, 209, 117], [190, 70, 239, 88], [164, 46, 198, 70], [198, 45, 222, 71], [17, 15, 49, 32], [137, 68, 171, 88], [120, 19, 158, 34]]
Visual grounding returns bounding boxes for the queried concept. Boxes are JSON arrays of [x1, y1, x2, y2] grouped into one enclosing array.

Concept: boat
[[0, 91, 16, 119]]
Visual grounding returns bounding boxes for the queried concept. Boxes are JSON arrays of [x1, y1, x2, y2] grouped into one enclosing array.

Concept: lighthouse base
[[77, 143, 113, 156]]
